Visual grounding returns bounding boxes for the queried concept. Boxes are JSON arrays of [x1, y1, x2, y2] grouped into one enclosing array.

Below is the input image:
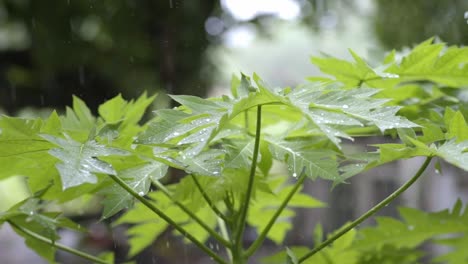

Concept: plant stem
[[152, 180, 231, 247], [191, 174, 231, 223], [233, 105, 263, 263], [108, 174, 227, 264], [298, 156, 433, 263], [218, 217, 233, 262], [7, 220, 110, 264], [244, 168, 307, 258]]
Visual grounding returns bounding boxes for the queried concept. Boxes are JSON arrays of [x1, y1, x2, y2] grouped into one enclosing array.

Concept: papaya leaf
[[0, 117, 55, 181], [434, 140, 468, 171], [41, 135, 129, 189], [101, 161, 168, 219], [267, 138, 339, 180], [248, 176, 324, 244]]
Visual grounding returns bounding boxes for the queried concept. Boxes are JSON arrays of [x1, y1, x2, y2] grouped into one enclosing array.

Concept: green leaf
[[310, 50, 378, 88], [248, 177, 324, 244], [2, 196, 83, 263], [101, 162, 168, 219], [41, 135, 129, 189], [0, 117, 57, 185], [445, 111, 468, 142], [98, 94, 127, 124], [180, 149, 225, 177], [434, 235, 468, 263], [116, 189, 217, 257], [231, 73, 254, 98], [286, 247, 299, 264], [267, 138, 339, 180], [352, 202, 468, 252], [224, 138, 256, 169], [98, 93, 156, 127], [71, 95, 95, 129], [434, 140, 468, 171], [265, 229, 359, 264], [385, 39, 468, 87], [288, 85, 418, 146]]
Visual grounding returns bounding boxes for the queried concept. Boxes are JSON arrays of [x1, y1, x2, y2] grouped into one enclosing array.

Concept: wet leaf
[[41, 135, 128, 189]]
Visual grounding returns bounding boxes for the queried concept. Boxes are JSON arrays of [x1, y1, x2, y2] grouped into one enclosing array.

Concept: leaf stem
[[298, 156, 433, 263], [245, 168, 307, 257], [108, 174, 227, 264], [233, 105, 262, 261], [191, 175, 231, 223], [152, 180, 231, 247], [7, 220, 110, 264], [218, 217, 233, 262]]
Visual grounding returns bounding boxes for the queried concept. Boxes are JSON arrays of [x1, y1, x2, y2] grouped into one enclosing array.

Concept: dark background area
[[0, 0, 466, 114]]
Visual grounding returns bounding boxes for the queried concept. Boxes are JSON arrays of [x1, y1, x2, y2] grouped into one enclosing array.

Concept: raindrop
[[465, 11, 468, 23], [138, 191, 145, 196], [435, 169, 441, 174], [166, 241, 170, 248], [79, 66, 85, 85], [292, 172, 297, 178], [29, 211, 34, 215], [342, 105, 349, 109], [408, 225, 415, 231], [10, 84, 16, 102]]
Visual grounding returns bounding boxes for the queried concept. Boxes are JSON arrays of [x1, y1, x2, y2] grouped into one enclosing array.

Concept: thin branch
[[298, 156, 433, 263], [108, 174, 228, 264], [191, 174, 230, 223], [152, 180, 231, 247], [218, 217, 233, 262], [233, 105, 262, 254], [245, 168, 307, 257], [7, 220, 110, 264]]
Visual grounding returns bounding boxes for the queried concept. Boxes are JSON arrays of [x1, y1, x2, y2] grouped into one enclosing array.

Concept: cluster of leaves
[[0, 38, 468, 264], [266, 200, 468, 264]]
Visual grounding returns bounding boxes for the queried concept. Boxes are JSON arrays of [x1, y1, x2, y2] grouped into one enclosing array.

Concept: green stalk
[[191, 174, 231, 223], [152, 180, 231, 247], [298, 156, 433, 263], [108, 174, 227, 264], [244, 168, 307, 258], [233, 105, 263, 263], [7, 220, 110, 264], [218, 217, 233, 262]]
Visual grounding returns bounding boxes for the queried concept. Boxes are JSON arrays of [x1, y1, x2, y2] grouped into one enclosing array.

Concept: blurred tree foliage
[[1, 0, 467, 114], [0, 0, 217, 112], [374, 0, 468, 49]]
